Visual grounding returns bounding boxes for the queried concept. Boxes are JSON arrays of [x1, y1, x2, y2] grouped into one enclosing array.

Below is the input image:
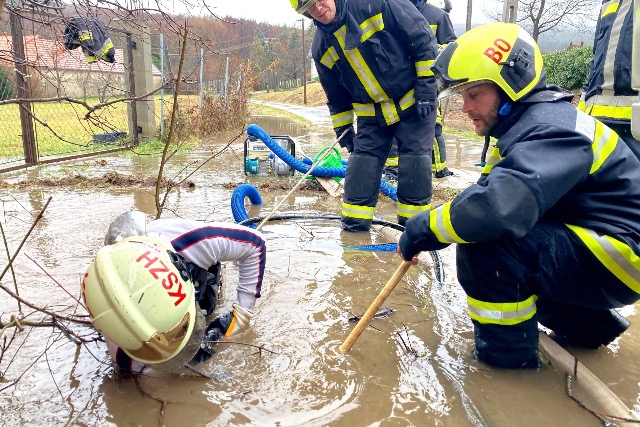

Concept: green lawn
[[0, 95, 192, 161]]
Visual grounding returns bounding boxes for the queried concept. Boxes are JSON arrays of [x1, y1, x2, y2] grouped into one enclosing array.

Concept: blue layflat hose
[[230, 184, 445, 283], [246, 124, 397, 201], [231, 184, 262, 228]]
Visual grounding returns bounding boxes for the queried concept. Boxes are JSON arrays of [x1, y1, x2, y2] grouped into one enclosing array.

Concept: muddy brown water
[[0, 111, 639, 426]]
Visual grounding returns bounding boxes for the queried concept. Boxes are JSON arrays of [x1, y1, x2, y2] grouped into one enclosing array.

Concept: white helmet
[[104, 211, 147, 245], [82, 235, 201, 365]]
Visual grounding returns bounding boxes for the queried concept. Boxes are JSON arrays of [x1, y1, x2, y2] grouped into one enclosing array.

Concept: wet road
[[0, 109, 638, 426]]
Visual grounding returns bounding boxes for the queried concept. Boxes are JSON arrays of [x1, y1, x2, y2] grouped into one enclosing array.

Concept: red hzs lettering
[[136, 250, 187, 306], [484, 38, 512, 64]]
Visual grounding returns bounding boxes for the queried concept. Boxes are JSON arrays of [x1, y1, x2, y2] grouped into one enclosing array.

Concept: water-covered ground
[[0, 109, 638, 426]]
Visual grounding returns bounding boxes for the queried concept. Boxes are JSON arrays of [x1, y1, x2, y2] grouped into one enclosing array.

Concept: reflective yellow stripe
[[385, 157, 398, 167], [342, 202, 375, 220], [353, 103, 375, 116], [101, 41, 114, 58], [590, 120, 617, 174], [379, 99, 400, 125], [601, 1, 619, 18], [360, 13, 384, 42], [566, 224, 640, 294], [320, 46, 340, 69], [79, 33, 92, 41], [577, 100, 587, 112], [334, 26, 389, 105], [433, 139, 445, 171], [397, 202, 430, 219], [331, 110, 354, 128], [429, 24, 437, 33], [353, 89, 414, 119], [429, 201, 467, 244], [481, 145, 501, 175], [399, 89, 415, 111], [467, 295, 537, 325], [416, 60, 434, 77], [589, 104, 632, 120]]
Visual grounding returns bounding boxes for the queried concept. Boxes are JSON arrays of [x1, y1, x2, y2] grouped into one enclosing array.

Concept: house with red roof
[[0, 34, 161, 100]]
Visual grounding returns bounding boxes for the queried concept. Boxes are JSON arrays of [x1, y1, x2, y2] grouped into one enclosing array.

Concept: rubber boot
[[540, 304, 630, 349], [434, 167, 454, 179]]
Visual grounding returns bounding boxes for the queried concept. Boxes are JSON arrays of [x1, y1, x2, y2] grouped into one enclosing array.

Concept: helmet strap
[[497, 88, 513, 116], [167, 251, 193, 282], [498, 101, 512, 116]]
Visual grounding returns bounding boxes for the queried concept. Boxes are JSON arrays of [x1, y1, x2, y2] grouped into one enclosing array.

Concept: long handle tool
[[339, 261, 411, 352]]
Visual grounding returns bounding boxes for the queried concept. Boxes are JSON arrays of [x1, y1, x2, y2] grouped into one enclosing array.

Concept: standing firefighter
[[398, 23, 640, 369], [291, 0, 439, 231], [81, 211, 267, 374], [579, 0, 639, 160]]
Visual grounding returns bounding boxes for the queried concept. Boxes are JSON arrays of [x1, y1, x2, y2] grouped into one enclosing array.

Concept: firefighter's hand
[[335, 125, 355, 153], [416, 99, 437, 119], [208, 304, 253, 338], [396, 242, 419, 265], [193, 304, 253, 363]]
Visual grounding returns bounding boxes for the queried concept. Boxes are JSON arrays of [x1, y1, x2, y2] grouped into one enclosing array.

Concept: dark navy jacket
[[311, 0, 438, 128], [401, 86, 640, 295], [580, 0, 636, 125]]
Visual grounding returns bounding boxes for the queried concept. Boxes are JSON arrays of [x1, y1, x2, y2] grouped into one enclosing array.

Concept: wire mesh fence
[[0, 5, 306, 174]]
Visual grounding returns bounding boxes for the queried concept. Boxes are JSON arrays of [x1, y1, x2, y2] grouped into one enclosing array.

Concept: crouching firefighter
[[81, 211, 267, 374], [398, 23, 640, 369]]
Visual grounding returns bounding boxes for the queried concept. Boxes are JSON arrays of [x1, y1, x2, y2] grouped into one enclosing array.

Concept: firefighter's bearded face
[[461, 82, 501, 136]]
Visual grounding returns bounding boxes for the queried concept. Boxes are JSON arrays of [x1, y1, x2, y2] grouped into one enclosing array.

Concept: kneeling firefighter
[[398, 23, 640, 368], [82, 211, 267, 374]]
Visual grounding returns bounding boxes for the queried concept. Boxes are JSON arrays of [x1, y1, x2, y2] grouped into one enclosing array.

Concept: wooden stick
[[538, 333, 639, 424], [339, 261, 412, 352]]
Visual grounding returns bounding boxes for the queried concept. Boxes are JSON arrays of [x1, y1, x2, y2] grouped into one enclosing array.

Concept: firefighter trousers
[[342, 113, 434, 231], [456, 221, 637, 368]]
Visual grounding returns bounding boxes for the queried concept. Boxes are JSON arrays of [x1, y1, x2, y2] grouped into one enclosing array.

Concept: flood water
[[1, 109, 639, 427]]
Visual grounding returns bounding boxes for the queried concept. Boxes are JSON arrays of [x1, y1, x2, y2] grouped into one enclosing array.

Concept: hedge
[[543, 46, 593, 91]]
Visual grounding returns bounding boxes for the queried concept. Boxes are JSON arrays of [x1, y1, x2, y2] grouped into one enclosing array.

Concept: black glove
[[335, 125, 355, 153], [193, 314, 228, 363], [416, 99, 437, 119], [193, 304, 253, 363], [398, 231, 421, 262]]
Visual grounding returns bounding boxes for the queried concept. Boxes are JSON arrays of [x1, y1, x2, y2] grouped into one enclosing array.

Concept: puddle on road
[[1, 115, 639, 426]]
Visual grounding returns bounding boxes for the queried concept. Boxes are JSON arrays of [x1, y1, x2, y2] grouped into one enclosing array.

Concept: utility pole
[[466, 0, 472, 31], [301, 18, 307, 105], [502, 0, 518, 23]]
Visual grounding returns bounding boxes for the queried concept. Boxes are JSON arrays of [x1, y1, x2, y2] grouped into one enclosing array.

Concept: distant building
[[0, 34, 161, 99]]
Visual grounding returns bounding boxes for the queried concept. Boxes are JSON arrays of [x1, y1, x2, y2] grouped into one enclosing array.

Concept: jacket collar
[[315, 0, 363, 50]]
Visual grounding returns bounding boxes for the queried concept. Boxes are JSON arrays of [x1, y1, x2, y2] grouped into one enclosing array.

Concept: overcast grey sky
[[203, 0, 498, 27]]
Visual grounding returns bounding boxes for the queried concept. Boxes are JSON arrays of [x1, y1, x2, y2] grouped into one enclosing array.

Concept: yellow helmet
[[290, 0, 316, 14], [432, 23, 544, 102], [81, 235, 200, 365]]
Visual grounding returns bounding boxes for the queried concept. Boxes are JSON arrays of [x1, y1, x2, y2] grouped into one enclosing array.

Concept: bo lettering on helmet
[[484, 39, 512, 64]]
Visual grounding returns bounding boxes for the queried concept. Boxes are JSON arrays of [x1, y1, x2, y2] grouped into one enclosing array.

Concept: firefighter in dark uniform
[[398, 23, 640, 369], [384, 0, 458, 181], [291, 0, 439, 231], [579, 0, 639, 160]]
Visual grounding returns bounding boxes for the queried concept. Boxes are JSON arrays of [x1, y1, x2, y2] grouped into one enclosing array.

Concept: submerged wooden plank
[[314, 176, 343, 198]]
